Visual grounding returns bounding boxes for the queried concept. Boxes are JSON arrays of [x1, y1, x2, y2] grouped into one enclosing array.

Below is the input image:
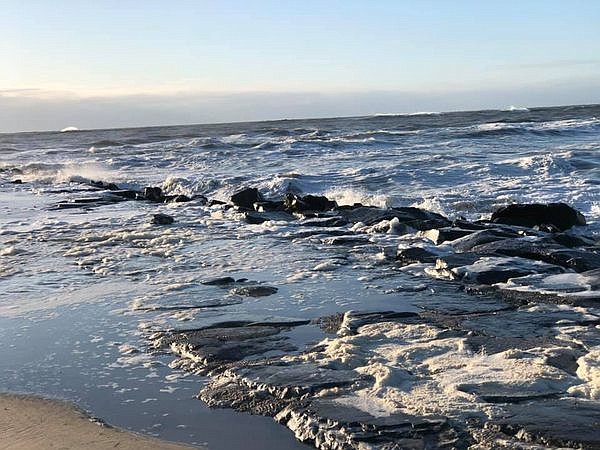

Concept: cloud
[[0, 88, 42, 97]]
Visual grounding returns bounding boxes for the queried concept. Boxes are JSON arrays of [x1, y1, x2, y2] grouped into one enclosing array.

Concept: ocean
[[1, 104, 600, 449]]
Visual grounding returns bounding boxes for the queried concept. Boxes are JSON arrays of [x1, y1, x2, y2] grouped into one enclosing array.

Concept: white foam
[[569, 347, 600, 399], [290, 316, 582, 421], [374, 111, 441, 117], [503, 106, 530, 112], [324, 188, 391, 208], [410, 197, 448, 217]]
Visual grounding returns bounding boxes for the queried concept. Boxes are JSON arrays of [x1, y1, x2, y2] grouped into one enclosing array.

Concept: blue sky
[[2, 0, 600, 131]]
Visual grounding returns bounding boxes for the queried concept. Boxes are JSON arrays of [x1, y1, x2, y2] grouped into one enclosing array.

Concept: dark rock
[[323, 235, 370, 246], [389, 206, 452, 230], [300, 217, 348, 227], [552, 232, 596, 248], [134, 297, 243, 311], [491, 202, 586, 231], [245, 211, 295, 224], [336, 310, 420, 336], [583, 268, 600, 289], [534, 223, 562, 233], [468, 284, 600, 307], [450, 256, 565, 285], [334, 205, 451, 230], [488, 399, 600, 449], [458, 382, 564, 403], [208, 199, 227, 207], [543, 347, 580, 375], [230, 285, 278, 297], [276, 400, 460, 450], [194, 194, 209, 205], [164, 194, 192, 203], [109, 189, 141, 200], [451, 229, 522, 252], [284, 194, 337, 213], [396, 247, 438, 265], [150, 213, 174, 225], [199, 364, 363, 417], [254, 201, 285, 212], [56, 202, 92, 210], [169, 325, 287, 366], [154, 318, 311, 375], [289, 229, 350, 240], [472, 238, 600, 272], [10, 179, 23, 184], [452, 219, 492, 231], [54, 194, 127, 209], [231, 364, 361, 398], [421, 227, 475, 244], [430, 253, 482, 279], [333, 206, 399, 225], [231, 187, 263, 209], [202, 277, 236, 286], [143, 186, 164, 202], [90, 180, 119, 190], [435, 253, 482, 270], [72, 197, 113, 204]]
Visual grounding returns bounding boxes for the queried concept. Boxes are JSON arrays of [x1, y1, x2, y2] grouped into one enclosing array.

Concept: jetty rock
[[491, 202, 586, 231]]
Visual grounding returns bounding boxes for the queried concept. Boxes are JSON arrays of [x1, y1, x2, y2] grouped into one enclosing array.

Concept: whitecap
[[324, 188, 391, 208]]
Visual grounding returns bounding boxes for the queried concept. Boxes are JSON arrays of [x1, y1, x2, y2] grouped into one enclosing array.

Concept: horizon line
[[2, 101, 599, 136]]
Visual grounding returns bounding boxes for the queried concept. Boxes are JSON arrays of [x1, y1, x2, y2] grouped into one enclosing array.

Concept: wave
[[89, 139, 123, 148], [497, 150, 578, 179], [343, 129, 421, 140], [373, 111, 442, 117], [324, 188, 392, 208], [2, 161, 120, 184], [460, 117, 600, 138], [502, 106, 530, 112], [410, 197, 449, 217]]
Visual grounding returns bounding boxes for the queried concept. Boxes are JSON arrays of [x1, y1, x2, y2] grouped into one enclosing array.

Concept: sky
[[2, 0, 600, 132]]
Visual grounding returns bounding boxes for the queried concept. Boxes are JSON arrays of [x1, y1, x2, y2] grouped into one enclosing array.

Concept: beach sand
[[0, 393, 202, 449]]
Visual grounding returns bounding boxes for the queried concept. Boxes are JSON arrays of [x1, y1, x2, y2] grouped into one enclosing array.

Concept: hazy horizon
[[3, 0, 600, 133], [2, 97, 600, 135]]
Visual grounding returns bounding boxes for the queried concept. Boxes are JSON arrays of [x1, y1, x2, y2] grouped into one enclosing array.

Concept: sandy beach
[[0, 393, 201, 450]]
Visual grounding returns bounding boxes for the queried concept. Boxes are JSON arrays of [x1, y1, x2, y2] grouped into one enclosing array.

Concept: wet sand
[[0, 393, 201, 450]]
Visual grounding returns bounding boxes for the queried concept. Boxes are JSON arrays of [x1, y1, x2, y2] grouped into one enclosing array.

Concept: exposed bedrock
[[53, 180, 207, 209], [470, 238, 600, 273], [52, 181, 600, 447], [153, 306, 600, 450], [432, 256, 566, 285], [384, 203, 598, 305]]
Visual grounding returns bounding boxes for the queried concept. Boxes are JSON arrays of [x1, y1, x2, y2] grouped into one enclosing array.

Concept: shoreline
[[0, 393, 203, 450]]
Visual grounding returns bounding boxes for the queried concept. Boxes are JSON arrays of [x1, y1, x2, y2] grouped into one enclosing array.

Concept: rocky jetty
[[42, 179, 600, 449], [51, 179, 204, 209]]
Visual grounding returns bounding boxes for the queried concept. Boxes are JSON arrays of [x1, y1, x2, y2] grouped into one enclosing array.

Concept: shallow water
[[1, 104, 600, 449]]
